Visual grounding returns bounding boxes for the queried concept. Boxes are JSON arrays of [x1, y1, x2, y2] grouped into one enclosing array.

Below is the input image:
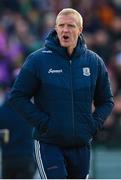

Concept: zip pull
[[69, 60, 72, 64]]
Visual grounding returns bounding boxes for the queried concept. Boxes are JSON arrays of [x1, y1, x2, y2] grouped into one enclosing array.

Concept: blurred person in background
[[0, 84, 36, 179], [7, 8, 114, 179]]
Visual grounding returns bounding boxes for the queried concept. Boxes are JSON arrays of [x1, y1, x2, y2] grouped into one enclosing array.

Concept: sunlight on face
[[55, 14, 83, 55]]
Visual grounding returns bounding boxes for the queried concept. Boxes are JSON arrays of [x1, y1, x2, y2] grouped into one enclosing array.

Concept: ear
[[78, 26, 83, 36], [80, 26, 83, 33], [55, 25, 57, 32]]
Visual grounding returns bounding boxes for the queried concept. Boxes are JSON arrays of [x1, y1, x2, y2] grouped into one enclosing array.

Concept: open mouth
[[63, 35, 69, 40]]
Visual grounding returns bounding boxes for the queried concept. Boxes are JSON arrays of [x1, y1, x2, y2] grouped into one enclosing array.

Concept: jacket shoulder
[[86, 49, 105, 66], [23, 47, 51, 68], [28, 47, 49, 59]]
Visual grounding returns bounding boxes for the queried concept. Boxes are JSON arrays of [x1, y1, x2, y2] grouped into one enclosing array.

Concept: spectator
[[0, 86, 36, 179]]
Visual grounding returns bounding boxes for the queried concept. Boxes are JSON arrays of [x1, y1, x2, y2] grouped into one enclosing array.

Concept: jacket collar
[[45, 29, 87, 59]]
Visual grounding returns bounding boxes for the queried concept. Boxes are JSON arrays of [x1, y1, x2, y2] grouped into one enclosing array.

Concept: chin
[[61, 43, 69, 48]]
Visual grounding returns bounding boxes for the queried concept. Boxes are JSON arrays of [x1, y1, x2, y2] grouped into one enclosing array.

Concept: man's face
[[55, 14, 82, 50]]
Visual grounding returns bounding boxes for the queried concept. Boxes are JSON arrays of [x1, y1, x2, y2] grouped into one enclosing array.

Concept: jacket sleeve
[[7, 53, 49, 132], [92, 56, 114, 129]]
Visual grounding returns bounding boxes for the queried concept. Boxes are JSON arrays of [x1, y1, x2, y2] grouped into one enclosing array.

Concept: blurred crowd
[[0, 0, 121, 147]]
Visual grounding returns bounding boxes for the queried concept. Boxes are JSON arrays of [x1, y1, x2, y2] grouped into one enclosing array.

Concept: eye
[[58, 24, 64, 27], [68, 24, 76, 28]]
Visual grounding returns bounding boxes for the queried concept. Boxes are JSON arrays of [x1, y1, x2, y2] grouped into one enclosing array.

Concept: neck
[[67, 47, 74, 56]]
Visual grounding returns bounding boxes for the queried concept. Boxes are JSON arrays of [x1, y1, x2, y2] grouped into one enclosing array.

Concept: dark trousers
[[35, 141, 90, 179]]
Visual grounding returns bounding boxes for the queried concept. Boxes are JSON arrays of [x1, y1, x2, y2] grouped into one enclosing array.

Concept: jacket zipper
[[69, 60, 75, 145]]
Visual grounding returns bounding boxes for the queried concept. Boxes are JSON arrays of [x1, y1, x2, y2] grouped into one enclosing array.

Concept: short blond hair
[[56, 8, 83, 27]]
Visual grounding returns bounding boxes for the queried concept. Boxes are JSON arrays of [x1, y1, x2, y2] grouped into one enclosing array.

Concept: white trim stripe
[[34, 140, 47, 179]]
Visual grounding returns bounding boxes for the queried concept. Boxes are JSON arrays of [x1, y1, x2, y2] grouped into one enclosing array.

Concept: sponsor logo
[[42, 50, 52, 53], [83, 67, 90, 76], [48, 68, 63, 74]]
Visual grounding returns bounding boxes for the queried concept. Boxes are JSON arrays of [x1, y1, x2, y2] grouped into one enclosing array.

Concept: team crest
[[83, 67, 90, 76]]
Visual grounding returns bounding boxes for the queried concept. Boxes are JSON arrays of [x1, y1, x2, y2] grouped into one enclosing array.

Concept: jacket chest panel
[[38, 59, 95, 90]]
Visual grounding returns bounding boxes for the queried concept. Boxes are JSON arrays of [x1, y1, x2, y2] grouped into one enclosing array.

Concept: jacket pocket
[[40, 117, 62, 138], [81, 113, 97, 135]]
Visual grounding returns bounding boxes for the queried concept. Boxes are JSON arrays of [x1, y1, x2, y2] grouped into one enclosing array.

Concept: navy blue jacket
[[7, 30, 114, 147]]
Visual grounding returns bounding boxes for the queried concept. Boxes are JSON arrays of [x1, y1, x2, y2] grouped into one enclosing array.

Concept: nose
[[63, 25, 69, 32]]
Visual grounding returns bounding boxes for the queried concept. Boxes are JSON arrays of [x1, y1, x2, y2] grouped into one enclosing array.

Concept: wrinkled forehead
[[56, 13, 82, 27], [56, 14, 79, 25]]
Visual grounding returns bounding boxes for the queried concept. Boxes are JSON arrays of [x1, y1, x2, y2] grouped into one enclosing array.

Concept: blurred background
[[0, 0, 121, 178]]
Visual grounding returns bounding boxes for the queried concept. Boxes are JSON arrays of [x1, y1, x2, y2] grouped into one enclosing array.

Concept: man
[[7, 8, 114, 179]]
